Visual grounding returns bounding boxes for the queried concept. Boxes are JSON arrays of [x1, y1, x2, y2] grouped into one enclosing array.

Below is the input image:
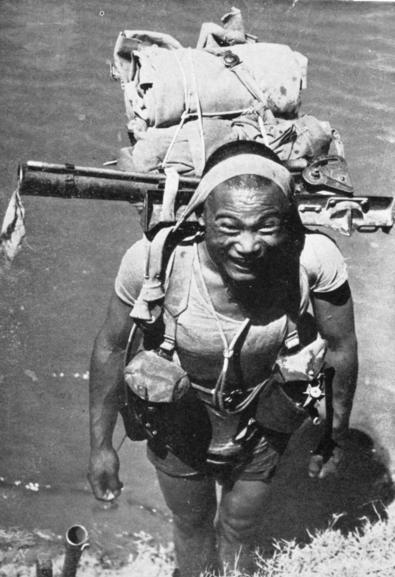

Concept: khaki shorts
[[146, 426, 290, 482]]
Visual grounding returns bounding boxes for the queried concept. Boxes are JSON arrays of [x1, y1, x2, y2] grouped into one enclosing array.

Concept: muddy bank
[[0, 526, 174, 577]]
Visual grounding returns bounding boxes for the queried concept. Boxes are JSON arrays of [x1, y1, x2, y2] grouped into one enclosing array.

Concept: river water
[[1, 0, 395, 561]]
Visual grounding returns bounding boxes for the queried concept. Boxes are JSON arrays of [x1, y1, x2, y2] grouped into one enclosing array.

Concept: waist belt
[[192, 379, 271, 414]]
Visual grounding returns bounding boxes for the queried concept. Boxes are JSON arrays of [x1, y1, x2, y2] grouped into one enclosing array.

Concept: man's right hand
[[87, 447, 123, 501]]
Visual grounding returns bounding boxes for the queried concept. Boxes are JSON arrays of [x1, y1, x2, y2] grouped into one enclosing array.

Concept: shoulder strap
[[130, 219, 195, 355], [164, 244, 194, 317], [130, 225, 174, 323], [160, 244, 194, 357], [284, 261, 310, 352]]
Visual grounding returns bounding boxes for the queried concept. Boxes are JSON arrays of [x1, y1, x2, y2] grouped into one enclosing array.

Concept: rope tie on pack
[[161, 50, 192, 171], [161, 45, 271, 182], [159, 51, 199, 223], [157, 49, 208, 230], [187, 48, 206, 175], [162, 49, 206, 178], [222, 49, 269, 145], [161, 109, 189, 169]]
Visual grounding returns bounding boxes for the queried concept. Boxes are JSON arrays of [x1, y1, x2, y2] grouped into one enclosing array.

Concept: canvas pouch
[[255, 335, 327, 433], [124, 349, 191, 403]]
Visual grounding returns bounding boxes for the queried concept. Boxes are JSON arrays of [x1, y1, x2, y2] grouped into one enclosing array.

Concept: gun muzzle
[[61, 525, 89, 577]]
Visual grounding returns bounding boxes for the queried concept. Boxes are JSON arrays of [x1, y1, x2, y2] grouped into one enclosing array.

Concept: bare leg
[[156, 469, 218, 577], [217, 478, 272, 574]]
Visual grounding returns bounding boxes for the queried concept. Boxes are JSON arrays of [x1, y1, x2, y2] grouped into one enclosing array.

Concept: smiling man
[[201, 174, 290, 281], [88, 141, 358, 576]]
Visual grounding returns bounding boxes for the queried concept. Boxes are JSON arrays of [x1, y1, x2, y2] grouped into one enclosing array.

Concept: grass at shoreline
[[1, 513, 395, 576]]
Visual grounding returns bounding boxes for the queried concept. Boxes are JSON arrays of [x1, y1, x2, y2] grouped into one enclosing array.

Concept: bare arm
[[312, 281, 358, 439], [88, 292, 134, 500], [309, 281, 358, 477]]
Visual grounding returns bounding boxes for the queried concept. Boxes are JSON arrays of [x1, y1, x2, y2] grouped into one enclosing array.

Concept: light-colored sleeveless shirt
[[115, 233, 347, 389]]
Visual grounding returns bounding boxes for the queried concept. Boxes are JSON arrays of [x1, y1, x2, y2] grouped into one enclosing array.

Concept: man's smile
[[229, 257, 257, 271]]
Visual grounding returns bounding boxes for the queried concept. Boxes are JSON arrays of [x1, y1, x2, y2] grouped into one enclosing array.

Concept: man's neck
[[196, 241, 264, 313]]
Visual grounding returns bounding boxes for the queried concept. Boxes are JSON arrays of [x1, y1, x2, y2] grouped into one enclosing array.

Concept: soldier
[[88, 141, 358, 576]]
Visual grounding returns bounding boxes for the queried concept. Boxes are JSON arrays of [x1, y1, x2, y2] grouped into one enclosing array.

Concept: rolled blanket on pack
[[118, 114, 333, 176], [233, 113, 333, 163], [118, 117, 236, 175], [120, 42, 307, 130]]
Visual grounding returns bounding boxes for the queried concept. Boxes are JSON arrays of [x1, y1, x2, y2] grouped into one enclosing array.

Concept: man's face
[[201, 176, 291, 283]]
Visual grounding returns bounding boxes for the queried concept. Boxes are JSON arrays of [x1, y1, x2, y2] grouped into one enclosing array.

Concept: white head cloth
[[176, 153, 293, 228]]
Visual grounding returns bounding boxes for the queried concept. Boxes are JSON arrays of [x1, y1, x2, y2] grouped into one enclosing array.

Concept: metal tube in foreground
[[61, 525, 89, 577]]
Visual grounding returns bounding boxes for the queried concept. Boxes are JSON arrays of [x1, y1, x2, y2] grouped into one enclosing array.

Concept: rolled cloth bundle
[[118, 117, 237, 175], [118, 114, 333, 176], [120, 42, 307, 129]]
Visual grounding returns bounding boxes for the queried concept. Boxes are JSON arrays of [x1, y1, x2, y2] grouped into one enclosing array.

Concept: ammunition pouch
[[124, 349, 191, 403], [121, 347, 192, 444], [118, 398, 148, 442], [255, 335, 328, 433], [255, 379, 309, 433], [121, 381, 213, 466]]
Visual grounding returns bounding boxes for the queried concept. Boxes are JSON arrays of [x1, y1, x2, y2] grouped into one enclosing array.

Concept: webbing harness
[[129, 229, 303, 416]]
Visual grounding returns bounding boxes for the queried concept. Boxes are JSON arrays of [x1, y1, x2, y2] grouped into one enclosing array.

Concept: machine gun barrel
[[18, 160, 198, 202], [18, 160, 393, 235]]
